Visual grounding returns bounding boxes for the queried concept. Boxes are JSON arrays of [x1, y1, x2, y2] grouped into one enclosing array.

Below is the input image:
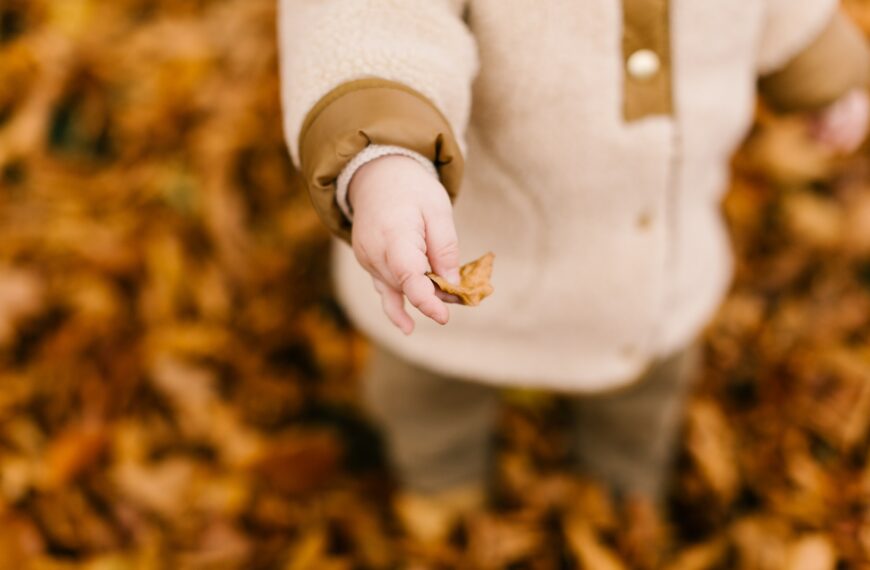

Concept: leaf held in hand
[[427, 252, 495, 307]]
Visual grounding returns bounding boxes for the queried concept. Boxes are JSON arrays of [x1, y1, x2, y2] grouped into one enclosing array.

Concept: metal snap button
[[627, 49, 660, 80]]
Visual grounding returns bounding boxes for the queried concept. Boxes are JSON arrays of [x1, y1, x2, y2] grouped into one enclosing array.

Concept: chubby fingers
[[837, 90, 870, 151], [373, 278, 415, 335], [353, 214, 456, 329], [814, 89, 870, 153], [383, 238, 450, 326], [401, 272, 450, 325]]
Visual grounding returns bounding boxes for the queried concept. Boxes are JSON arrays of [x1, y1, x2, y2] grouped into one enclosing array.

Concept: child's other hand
[[348, 155, 461, 335], [811, 88, 870, 154]]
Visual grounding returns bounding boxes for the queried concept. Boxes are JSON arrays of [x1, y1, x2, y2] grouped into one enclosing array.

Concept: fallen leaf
[[427, 252, 495, 307], [38, 421, 108, 490], [786, 534, 837, 570], [663, 538, 727, 570], [684, 400, 741, 507], [564, 513, 628, 570]]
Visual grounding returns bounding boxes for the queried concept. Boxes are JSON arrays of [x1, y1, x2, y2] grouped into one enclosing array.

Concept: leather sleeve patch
[[760, 11, 870, 113], [298, 78, 464, 243]]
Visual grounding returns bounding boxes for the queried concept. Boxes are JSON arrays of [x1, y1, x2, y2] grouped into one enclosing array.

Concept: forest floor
[[3, 1, 870, 568]]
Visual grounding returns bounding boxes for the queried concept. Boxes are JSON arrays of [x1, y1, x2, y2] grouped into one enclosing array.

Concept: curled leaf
[[427, 252, 495, 307]]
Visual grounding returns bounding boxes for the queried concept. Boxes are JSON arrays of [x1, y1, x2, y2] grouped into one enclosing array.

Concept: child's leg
[[361, 347, 500, 541], [569, 344, 701, 502], [361, 346, 500, 495]]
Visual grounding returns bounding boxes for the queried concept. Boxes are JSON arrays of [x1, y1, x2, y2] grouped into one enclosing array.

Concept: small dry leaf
[[564, 513, 628, 570], [619, 498, 669, 569], [38, 421, 108, 490], [465, 512, 544, 569], [786, 534, 837, 570], [0, 268, 45, 346], [393, 486, 483, 545], [684, 400, 740, 506], [730, 516, 792, 570], [285, 527, 354, 570], [427, 252, 495, 307], [248, 429, 343, 495], [663, 538, 727, 570]]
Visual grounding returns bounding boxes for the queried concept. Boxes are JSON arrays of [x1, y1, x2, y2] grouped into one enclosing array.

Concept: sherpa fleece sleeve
[[277, 0, 479, 241], [757, 2, 870, 113]]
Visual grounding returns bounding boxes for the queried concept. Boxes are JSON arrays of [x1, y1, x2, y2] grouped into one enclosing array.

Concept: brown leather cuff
[[759, 11, 870, 113], [298, 78, 464, 243]]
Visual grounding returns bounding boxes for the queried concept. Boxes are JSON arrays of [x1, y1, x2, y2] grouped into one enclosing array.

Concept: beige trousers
[[361, 344, 700, 500]]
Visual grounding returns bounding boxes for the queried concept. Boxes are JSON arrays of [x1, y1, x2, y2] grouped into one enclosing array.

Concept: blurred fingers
[[813, 89, 870, 153], [401, 273, 449, 324], [384, 240, 449, 325], [373, 278, 414, 334]]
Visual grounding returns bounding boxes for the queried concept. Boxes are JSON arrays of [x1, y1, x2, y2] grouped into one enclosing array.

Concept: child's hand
[[348, 155, 461, 335], [811, 89, 870, 153]]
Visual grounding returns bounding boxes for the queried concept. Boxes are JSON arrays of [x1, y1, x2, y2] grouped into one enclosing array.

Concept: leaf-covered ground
[[3, 1, 870, 568]]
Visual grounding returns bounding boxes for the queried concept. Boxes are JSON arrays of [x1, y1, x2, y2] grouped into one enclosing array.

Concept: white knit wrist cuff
[[335, 145, 439, 222]]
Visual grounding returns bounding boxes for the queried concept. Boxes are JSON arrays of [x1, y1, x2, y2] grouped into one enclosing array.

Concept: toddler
[[278, 0, 870, 539]]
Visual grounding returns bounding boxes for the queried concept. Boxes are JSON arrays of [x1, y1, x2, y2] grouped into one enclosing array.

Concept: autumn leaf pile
[[3, 0, 870, 568]]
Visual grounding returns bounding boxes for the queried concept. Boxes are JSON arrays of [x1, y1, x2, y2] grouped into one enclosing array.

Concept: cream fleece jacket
[[279, 0, 856, 392]]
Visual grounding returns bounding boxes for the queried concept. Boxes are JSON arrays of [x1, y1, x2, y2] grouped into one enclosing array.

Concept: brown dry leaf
[[393, 490, 471, 547], [795, 348, 870, 451], [564, 513, 628, 570], [464, 512, 545, 570], [1, 454, 37, 503], [327, 495, 395, 569], [427, 252, 495, 306], [663, 538, 727, 570], [859, 517, 870, 562], [843, 186, 870, 254], [111, 458, 197, 518], [771, 439, 834, 525], [149, 355, 264, 467], [782, 190, 844, 250], [683, 400, 741, 507], [0, 514, 45, 568], [0, 373, 37, 421], [730, 516, 793, 570], [619, 498, 670, 570], [786, 534, 838, 570], [285, 527, 354, 570], [843, 0, 870, 31], [175, 520, 253, 570], [743, 115, 835, 185], [29, 489, 121, 553], [37, 421, 108, 490], [0, 267, 45, 346], [285, 527, 330, 570], [247, 429, 343, 495]]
